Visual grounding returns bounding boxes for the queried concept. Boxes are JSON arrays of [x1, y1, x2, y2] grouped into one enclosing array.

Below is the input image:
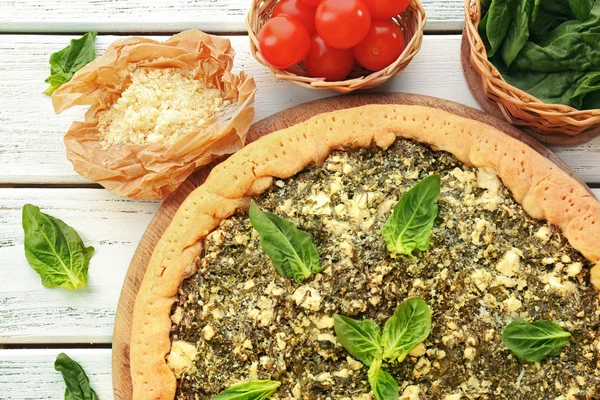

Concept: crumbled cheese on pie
[[97, 67, 226, 148], [167, 340, 198, 377], [496, 249, 522, 277], [292, 285, 322, 311], [401, 385, 421, 399]]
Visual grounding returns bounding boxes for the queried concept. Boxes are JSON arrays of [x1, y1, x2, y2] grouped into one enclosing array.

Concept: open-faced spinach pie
[[130, 105, 600, 400]]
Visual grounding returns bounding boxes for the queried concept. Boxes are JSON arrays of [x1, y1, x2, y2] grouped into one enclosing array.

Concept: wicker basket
[[247, 0, 426, 93], [465, 0, 600, 136]]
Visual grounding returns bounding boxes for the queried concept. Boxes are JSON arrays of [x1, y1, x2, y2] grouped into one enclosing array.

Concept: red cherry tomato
[[258, 16, 311, 69], [300, 0, 321, 6], [304, 34, 355, 81], [353, 19, 405, 71], [315, 0, 371, 49], [362, 0, 410, 19], [273, 0, 317, 34]]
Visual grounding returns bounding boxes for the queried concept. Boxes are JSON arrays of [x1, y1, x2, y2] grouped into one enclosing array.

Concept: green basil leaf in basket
[[54, 353, 99, 400], [211, 380, 281, 400], [500, 0, 533, 68], [22, 204, 94, 289], [367, 359, 399, 400], [381, 174, 440, 256], [249, 200, 321, 283], [381, 297, 432, 362], [334, 314, 383, 366], [502, 319, 571, 362], [486, 0, 512, 57], [44, 31, 97, 95]]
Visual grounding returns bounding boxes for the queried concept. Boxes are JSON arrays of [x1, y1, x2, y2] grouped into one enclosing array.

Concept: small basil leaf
[[54, 353, 99, 400], [211, 380, 281, 400], [22, 204, 94, 289], [249, 200, 321, 283], [334, 314, 383, 366], [44, 31, 97, 95], [502, 319, 571, 362], [367, 359, 399, 400], [382, 174, 440, 255], [486, 0, 512, 57], [381, 298, 432, 362]]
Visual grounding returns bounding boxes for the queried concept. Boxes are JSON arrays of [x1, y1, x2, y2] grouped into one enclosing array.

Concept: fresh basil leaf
[[367, 359, 399, 400], [212, 380, 281, 400], [54, 353, 99, 400], [531, 0, 541, 23], [249, 200, 321, 283], [381, 174, 440, 255], [500, 0, 533, 67], [334, 314, 383, 366], [22, 204, 94, 289], [486, 0, 513, 57], [44, 31, 97, 95], [381, 298, 432, 362], [502, 319, 571, 362]]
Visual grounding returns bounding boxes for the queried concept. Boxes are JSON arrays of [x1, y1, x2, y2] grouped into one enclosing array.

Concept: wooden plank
[[0, 349, 112, 399], [0, 0, 464, 33], [0, 188, 158, 344]]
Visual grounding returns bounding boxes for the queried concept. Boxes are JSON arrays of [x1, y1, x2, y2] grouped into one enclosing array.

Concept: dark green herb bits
[[368, 360, 399, 400], [333, 315, 383, 366], [44, 31, 97, 95], [382, 174, 440, 255], [54, 353, 99, 400], [381, 297, 432, 362], [502, 319, 571, 362], [211, 380, 281, 400], [249, 200, 321, 283], [22, 204, 94, 289]]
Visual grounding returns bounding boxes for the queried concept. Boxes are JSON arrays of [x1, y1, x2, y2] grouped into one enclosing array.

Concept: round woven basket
[[464, 0, 600, 136], [247, 0, 426, 93]]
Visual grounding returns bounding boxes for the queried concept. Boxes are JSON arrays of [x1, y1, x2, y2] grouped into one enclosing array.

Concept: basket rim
[[246, 0, 427, 90], [463, 0, 600, 118]]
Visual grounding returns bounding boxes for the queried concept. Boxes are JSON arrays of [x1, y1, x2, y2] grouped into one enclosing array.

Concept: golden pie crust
[[129, 105, 600, 399]]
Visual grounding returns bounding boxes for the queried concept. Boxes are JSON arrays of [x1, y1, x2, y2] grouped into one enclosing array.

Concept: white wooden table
[[1, 1, 600, 398]]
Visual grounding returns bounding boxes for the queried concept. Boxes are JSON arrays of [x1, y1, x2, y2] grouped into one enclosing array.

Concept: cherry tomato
[[300, 0, 321, 6], [315, 0, 371, 49], [273, 0, 317, 34], [304, 34, 355, 81], [258, 16, 311, 69], [353, 19, 405, 71], [362, 0, 410, 19]]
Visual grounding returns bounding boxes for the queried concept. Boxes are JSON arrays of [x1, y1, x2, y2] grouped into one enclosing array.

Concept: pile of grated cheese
[[97, 67, 226, 149]]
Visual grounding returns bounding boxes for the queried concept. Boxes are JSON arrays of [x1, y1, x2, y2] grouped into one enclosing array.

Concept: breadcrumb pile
[[97, 68, 226, 148]]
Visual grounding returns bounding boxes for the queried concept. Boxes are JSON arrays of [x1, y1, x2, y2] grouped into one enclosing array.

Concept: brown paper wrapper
[[52, 29, 257, 200]]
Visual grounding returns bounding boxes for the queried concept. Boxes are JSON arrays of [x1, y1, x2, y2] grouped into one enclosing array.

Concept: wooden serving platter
[[460, 30, 600, 145], [112, 93, 594, 400]]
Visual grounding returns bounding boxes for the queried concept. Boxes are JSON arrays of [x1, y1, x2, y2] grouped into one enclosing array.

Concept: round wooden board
[[112, 93, 595, 400], [460, 29, 600, 145]]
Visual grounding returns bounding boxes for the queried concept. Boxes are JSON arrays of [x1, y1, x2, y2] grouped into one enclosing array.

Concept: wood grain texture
[[0, 188, 158, 344], [112, 93, 598, 400], [2, 34, 600, 184], [0, 0, 463, 33], [0, 349, 112, 399], [460, 30, 600, 145]]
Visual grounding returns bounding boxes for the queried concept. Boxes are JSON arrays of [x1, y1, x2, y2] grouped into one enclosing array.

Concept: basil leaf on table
[[381, 174, 440, 256], [54, 353, 99, 400], [334, 314, 383, 366], [44, 31, 97, 95], [381, 298, 432, 362], [368, 359, 399, 400], [249, 200, 321, 283], [211, 380, 281, 400], [502, 319, 571, 362], [22, 204, 94, 289]]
